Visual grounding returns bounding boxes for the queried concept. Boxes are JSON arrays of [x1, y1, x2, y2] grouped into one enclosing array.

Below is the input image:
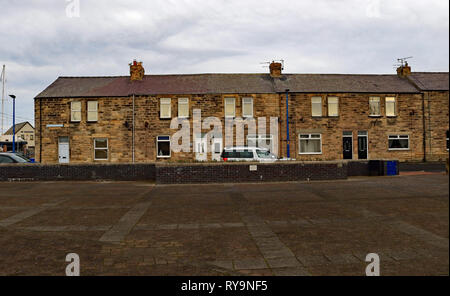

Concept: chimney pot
[[396, 62, 411, 78], [269, 62, 282, 77], [130, 60, 145, 81]]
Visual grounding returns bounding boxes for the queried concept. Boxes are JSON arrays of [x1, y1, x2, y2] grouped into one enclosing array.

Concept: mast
[[1, 65, 5, 135]]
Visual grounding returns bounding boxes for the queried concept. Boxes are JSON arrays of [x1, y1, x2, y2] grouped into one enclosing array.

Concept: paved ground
[[0, 174, 448, 276]]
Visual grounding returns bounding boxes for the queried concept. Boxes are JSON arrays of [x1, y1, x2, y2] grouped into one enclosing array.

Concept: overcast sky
[[0, 0, 448, 132]]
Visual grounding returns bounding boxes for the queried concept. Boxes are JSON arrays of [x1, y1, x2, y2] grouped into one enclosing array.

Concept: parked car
[[221, 146, 277, 162], [0, 152, 33, 164]]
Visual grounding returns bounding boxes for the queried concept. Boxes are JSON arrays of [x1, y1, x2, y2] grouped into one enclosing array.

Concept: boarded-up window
[[328, 97, 339, 116], [369, 97, 381, 116], [178, 98, 189, 118], [71, 101, 81, 122], [224, 97, 235, 117], [87, 101, 98, 122], [311, 97, 322, 117], [385, 97, 396, 117], [160, 98, 171, 119], [242, 97, 253, 117]]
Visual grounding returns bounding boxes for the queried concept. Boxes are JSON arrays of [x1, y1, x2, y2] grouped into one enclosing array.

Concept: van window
[[222, 149, 254, 158]]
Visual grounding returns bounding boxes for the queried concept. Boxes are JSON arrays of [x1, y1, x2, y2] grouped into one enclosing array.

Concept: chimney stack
[[269, 61, 283, 77], [130, 60, 145, 81], [396, 62, 411, 78]]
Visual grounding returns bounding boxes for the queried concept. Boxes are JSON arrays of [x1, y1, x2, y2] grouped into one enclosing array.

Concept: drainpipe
[[132, 94, 135, 163], [39, 99, 42, 162], [285, 89, 290, 158]]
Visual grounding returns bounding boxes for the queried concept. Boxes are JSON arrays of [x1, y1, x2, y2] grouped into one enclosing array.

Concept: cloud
[[0, 0, 448, 132]]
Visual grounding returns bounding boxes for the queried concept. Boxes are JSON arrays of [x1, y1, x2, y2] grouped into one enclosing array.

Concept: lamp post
[[9, 95, 16, 153]]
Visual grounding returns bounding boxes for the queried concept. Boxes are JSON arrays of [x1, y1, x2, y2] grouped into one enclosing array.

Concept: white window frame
[[156, 135, 171, 158], [299, 133, 322, 155], [87, 101, 98, 122], [388, 135, 410, 151], [247, 134, 274, 152], [71, 101, 82, 122], [385, 97, 396, 117], [178, 98, 189, 118], [311, 97, 322, 117], [242, 97, 254, 118], [327, 97, 339, 117], [369, 97, 381, 117], [224, 97, 236, 118], [94, 138, 108, 160], [446, 130, 449, 151], [160, 98, 172, 119]]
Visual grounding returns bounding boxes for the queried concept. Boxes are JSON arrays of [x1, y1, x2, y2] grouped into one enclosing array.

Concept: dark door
[[343, 136, 353, 159], [358, 132, 368, 159]]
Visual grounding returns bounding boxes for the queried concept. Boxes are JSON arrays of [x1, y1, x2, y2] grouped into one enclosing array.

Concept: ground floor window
[[157, 136, 171, 158], [299, 134, 322, 154], [94, 138, 108, 160], [446, 130, 449, 151], [388, 135, 409, 150], [247, 134, 274, 152]]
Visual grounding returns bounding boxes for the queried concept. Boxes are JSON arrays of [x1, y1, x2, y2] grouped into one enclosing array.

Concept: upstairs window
[[160, 98, 171, 119], [369, 97, 381, 116], [242, 97, 253, 117], [327, 97, 339, 117], [311, 97, 322, 117], [178, 98, 189, 118], [87, 101, 98, 122], [388, 135, 409, 150], [71, 101, 82, 122], [385, 97, 396, 117], [224, 97, 235, 118]]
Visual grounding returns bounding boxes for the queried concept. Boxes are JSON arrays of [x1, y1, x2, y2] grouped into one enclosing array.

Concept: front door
[[194, 134, 207, 162], [211, 137, 223, 161], [58, 136, 70, 163], [343, 132, 353, 160], [357, 131, 368, 160]]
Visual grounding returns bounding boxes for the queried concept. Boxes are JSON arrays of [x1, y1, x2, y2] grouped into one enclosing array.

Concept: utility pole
[[1, 65, 5, 135]]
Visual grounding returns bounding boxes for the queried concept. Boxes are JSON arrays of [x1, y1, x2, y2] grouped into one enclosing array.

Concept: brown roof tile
[[409, 72, 449, 91], [35, 73, 422, 98]]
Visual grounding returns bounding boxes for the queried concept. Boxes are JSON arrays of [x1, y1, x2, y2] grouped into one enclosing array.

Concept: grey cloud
[[0, 0, 448, 132]]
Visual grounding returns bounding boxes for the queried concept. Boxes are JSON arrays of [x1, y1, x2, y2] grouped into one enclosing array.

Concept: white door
[[194, 134, 207, 162], [58, 137, 70, 164], [211, 137, 223, 161]]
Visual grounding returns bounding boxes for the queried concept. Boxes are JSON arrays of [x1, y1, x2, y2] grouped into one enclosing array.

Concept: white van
[[220, 146, 277, 162]]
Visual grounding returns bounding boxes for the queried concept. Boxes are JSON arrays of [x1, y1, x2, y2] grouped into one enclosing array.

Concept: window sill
[[299, 153, 323, 155], [388, 149, 410, 151], [157, 156, 171, 158]]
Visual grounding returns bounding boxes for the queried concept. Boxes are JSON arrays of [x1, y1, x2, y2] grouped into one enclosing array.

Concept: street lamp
[[9, 94, 16, 153]]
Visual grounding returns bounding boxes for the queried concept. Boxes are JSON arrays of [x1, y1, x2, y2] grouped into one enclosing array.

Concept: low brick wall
[[0, 163, 156, 182], [0, 160, 398, 183], [156, 162, 348, 184]]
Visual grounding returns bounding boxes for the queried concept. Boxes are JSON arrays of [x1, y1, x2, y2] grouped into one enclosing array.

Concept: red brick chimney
[[396, 62, 411, 78], [130, 60, 145, 81], [270, 61, 282, 77]]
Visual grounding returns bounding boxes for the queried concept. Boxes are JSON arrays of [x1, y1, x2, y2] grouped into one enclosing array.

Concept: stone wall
[[424, 91, 449, 161], [35, 90, 444, 164]]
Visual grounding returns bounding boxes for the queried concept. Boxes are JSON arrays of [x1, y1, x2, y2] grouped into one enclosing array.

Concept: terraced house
[[34, 61, 449, 164]]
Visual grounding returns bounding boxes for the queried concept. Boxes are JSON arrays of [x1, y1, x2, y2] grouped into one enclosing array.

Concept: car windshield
[[6, 154, 29, 163], [256, 150, 274, 158]]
